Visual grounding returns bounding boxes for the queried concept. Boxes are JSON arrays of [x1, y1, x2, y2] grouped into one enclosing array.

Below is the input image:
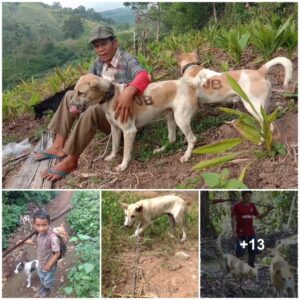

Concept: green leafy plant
[[281, 18, 298, 58], [202, 168, 248, 189], [215, 27, 250, 64], [64, 191, 100, 298], [224, 74, 284, 156], [192, 75, 286, 186], [250, 17, 293, 60]]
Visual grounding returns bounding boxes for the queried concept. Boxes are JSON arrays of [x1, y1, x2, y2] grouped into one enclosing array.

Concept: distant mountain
[[2, 2, 116, 89], [101, 7, 135, 25]]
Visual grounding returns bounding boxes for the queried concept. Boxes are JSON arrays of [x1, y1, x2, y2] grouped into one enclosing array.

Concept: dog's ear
[[89, 81, 101, 90], [135, 205, 143, 212], [119, 202, 128, 209]]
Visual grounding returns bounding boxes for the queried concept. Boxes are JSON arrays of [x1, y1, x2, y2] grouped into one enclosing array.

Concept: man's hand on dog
[[113, 86, 138, 123]]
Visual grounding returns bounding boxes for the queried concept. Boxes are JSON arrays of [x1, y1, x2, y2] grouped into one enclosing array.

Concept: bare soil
[[2, 191, 76, 298], [2, 48, 298, 189]]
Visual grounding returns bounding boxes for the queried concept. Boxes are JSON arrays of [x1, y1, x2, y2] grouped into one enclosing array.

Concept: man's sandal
[[34, 151, 66, 161], [46, 168, 70, 179]]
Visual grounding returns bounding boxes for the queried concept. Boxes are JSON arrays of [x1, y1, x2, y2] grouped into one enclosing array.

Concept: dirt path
[[2, 191, 76, 298], [115, 240, 199, 298]]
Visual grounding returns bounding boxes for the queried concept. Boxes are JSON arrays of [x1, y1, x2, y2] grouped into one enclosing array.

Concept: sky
[[42, 1, 124, 11]]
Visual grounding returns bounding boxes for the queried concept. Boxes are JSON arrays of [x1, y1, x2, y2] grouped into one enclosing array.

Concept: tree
[[201, 191, 216, 238], [63, 15, 84, 39], [52, 2, 61, 8]]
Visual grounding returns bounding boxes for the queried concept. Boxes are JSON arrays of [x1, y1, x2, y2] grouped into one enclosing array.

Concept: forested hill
[[2, 2, 126, 90]]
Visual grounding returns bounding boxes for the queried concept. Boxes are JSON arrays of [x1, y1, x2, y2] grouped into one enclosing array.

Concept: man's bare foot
[[42, 155, 79, 181]]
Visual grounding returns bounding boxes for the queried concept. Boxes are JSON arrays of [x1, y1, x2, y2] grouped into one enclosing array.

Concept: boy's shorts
[[37, 265, 57, 289]]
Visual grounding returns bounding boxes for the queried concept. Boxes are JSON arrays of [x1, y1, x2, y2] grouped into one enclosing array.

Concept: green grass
[[101, 191, 199, 297], [134, 112, 234, 163]]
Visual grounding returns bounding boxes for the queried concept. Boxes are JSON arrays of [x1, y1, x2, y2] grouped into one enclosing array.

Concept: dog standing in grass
[[120, 195, 187, 242], [177, 51, 293, 124]]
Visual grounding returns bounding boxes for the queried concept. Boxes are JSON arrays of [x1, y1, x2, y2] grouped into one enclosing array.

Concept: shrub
[[64, 191, 100, 298]]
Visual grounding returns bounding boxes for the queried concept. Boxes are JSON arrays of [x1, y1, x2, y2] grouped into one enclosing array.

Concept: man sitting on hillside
[[34, 25, 151, 181]]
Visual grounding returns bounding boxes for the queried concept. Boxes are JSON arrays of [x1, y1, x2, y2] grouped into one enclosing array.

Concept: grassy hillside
[[2, 2, 112, 90], [102, 7, 135, 24]]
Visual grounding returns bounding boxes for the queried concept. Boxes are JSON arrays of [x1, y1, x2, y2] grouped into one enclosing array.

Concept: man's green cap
[[89, 25, 115, 44]]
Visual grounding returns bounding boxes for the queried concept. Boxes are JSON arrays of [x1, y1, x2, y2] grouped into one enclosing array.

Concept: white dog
[[216, 232, 258, 287], [177, 52, 293, 124], [270, 241, 296, 297], [120, 195, 187, 242], [69, 74, 199, 172], [14, 260, 39, 288]]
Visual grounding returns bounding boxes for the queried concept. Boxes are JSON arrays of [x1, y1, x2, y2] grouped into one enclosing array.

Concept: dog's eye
[[78, 91, 83, 96], [131, 215, 135, 218]]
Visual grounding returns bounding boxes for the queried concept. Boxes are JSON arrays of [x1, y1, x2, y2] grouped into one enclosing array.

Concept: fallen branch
[[93, 134, 112, 162], [3, 206, 72, 258], [132, 233, 141, 297]]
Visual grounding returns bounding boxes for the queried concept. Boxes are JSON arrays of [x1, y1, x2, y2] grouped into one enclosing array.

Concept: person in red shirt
[[232, 191, 273, 267]]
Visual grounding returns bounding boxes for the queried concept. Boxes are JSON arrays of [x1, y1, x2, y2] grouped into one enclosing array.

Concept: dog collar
[[99, 83, 115, 104], [181, 62, 200, 75]]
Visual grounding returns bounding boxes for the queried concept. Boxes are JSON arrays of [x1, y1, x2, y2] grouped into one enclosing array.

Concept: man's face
[[34, 218, 50, 234], [242, 193, 252, 204], [93, 38, 118, 63]]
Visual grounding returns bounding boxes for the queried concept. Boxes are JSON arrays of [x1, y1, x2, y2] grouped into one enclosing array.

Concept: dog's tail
[[216, 231, 224, 256], [258, 57, 293, 87]]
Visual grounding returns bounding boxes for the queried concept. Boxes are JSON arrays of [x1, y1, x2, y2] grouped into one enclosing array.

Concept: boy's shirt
[[232, 202, 259, 237], [37, 230, 60, 269]]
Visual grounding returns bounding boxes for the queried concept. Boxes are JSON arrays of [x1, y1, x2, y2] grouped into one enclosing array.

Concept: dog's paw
[[153, 145, 166, 154], [116, 163, 127, 172], [179, 155, 190, 163], [104, 154, 116, 161]]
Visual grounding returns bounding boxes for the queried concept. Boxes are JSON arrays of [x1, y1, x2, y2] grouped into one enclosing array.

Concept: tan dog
[[270, 241, 296, 297], [120, 195, 187, 242], [216, 232, 258, 287], [52, 222, 69, 242], [177, 52, 293, 124], [69, 74, 198, 171]]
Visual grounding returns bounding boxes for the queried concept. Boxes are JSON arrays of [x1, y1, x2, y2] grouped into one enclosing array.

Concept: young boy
[[26, 209, 60, 297], [232, 191, 273, 267]]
